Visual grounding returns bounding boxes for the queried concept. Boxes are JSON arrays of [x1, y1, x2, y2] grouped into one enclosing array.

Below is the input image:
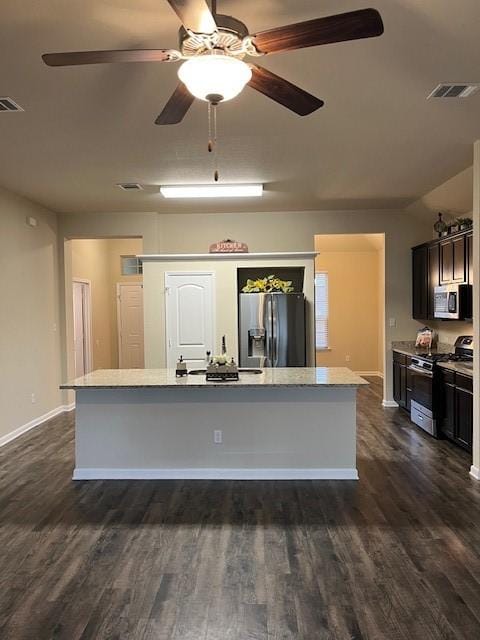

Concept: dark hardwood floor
[[1, 377, 480, 639]]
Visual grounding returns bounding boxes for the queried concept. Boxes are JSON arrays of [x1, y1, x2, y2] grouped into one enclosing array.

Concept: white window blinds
[[315, 272, 329, 350]]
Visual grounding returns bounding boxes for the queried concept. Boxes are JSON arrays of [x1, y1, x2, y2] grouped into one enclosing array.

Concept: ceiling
[[1, 0, 480, 214]]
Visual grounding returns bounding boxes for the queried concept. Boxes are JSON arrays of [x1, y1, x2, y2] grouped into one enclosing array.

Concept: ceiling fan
[[42, 1, 384, 125]]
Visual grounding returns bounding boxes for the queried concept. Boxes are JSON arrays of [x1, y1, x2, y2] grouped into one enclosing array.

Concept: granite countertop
[[437, 361, 474, 378], [61, 367, 368, 390], [391, 341, 453, 357]]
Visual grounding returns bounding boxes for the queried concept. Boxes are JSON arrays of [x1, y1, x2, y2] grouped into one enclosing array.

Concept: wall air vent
[[117, 183, 144, 191], [428, 83, 480, 99], [0, 97, 24, 112]]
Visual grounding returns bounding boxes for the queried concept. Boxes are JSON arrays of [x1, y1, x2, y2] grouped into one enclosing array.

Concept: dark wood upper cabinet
[[440, 240, 453, 283], [413, 230, 472, 321], [427, 244, 440, 319], [440, 235, 466, 284], [467, 232, 473, 284], [412, 245, 428, 320], [452, 235, 466, 283]]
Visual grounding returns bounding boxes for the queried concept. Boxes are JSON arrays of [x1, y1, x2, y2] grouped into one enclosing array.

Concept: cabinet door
[[441, 382, 455, 440], [393, 362, 402, 404], [393, 362, 407, 408], [467, 233, 473, 284], [412, 246, 428, 319], [428, 244, 440, 319], [455, 387, 473, 451], [452, 236, 466, 283], [440, 241, 453, 283]]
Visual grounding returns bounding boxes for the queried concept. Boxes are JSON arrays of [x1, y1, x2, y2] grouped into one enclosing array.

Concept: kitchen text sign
[[209, 239, 249, 253]]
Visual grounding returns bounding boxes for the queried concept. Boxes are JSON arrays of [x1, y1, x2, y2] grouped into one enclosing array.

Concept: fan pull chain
[[207, 101, 219, 182]]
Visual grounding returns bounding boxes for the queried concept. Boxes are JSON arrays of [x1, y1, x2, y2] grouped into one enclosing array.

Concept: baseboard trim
[[470, 465, 480, 481], [355, 371, 384, 378], [0, 403, 75, 448], [382, 399, 399, 408], [72, 467, 359, 481]]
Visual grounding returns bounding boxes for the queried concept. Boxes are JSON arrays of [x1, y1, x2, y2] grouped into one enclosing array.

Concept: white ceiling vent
[[117, 183, 144, 191], [0, 97, 24, 112], [428, 83, 480, 99]]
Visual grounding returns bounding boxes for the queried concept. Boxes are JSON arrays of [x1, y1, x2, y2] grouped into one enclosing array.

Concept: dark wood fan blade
[[42, 49, 179, 67], [155, 83, 195, 125], [166, 0, 217, 34], [252, 8, 384, 54], [248, 65, 324, 116]]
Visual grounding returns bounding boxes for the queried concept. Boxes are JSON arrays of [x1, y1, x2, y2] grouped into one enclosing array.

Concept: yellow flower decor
[[242, 275, 294, 293]]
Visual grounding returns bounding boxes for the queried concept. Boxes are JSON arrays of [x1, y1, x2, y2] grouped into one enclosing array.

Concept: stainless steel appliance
[[449, 335, 473, 362], [433, 284, 472, 320], [409, 357, 438, 437], [408, 335, 473, 437], [239, 293, 306, 367]]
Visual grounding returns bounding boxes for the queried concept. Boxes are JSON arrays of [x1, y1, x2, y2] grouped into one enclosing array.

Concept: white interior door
[[165, 272, 215, 368], [118, 283, 145, 369], [73, 280, 92, 377]]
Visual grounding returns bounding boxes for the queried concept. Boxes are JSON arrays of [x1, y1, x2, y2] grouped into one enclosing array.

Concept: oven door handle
[[408, 364, 433, 378]]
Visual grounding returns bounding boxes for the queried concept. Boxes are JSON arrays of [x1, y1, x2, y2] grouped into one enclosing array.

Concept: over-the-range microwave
[[434, 284, 472, 320]]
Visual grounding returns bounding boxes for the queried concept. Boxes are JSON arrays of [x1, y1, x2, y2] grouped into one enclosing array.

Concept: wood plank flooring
[[1, 377, 480, 639]]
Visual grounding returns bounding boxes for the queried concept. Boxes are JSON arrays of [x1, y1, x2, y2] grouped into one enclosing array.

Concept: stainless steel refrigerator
[[239, 293, 306, 367]]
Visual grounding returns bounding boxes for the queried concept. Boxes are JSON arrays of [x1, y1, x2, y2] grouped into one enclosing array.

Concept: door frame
[[164, 271, 216, 368], [117, 282, 144, 369], [72, 278, 93, 374]]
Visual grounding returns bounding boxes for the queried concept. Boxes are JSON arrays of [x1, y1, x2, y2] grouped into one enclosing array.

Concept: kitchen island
[[61, 367, 367, 480]]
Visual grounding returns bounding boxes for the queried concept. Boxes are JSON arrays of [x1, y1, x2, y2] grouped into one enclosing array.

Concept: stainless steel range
[[409, 336, 473, 437]]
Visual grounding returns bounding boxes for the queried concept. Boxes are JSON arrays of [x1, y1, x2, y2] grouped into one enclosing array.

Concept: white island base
[[61, 368, 367, 481]]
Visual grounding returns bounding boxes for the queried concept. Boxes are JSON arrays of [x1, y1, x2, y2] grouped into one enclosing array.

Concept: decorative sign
[[209, 239, 249, 253]]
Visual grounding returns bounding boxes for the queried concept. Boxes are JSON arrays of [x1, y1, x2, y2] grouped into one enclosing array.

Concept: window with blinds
[[121, 256, 143, 275], [315, 272, 329, 350]]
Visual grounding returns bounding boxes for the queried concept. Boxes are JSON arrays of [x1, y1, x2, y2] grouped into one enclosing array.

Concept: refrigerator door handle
[[272, 296, 279, 366], [265, 295, 272, 366]]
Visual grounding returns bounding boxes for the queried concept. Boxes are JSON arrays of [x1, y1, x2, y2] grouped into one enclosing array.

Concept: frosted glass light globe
[[178, 54, 252, 102]]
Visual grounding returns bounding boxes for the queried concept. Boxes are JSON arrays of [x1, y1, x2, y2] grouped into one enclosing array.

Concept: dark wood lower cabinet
[[393, 355, 473, 453], [441, 382, 455, 440], [392, 351, 411, 412], [439, 370, 473, 452], [393, 361, 407, 408], [454, 385, 473, 451]]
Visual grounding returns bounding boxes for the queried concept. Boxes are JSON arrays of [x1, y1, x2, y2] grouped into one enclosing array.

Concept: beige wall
[[70, 238, 143, 370], [58, 208, 433, 402], [144, 256, 315, 368], [406, 166, 473, 230], [0, 187, 63, 442], [315, 244, 383, 375]]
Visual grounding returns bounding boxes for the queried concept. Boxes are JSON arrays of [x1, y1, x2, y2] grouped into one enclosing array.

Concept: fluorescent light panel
[[160, 184, 263, 199]]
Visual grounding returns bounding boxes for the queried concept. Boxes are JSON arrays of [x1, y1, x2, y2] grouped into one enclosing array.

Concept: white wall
[[0, 187, 63, 443]]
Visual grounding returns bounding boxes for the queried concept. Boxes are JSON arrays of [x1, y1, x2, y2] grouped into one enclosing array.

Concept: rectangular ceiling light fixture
[[160, 184, 263, 199]]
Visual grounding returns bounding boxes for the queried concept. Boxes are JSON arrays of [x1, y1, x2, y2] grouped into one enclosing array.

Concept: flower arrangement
[[242, 274, 294, 293], [455, 217, 473, 230]]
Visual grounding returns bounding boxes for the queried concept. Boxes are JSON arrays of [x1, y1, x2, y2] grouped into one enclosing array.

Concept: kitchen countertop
[[437, 361, 474, 377], [391, 341, 453, 357], [61, 367, 368, 390]]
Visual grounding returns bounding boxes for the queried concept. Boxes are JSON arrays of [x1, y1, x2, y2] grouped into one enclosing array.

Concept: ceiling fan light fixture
[[160, 184, 263, 198], [178, 54, 252, 102]]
